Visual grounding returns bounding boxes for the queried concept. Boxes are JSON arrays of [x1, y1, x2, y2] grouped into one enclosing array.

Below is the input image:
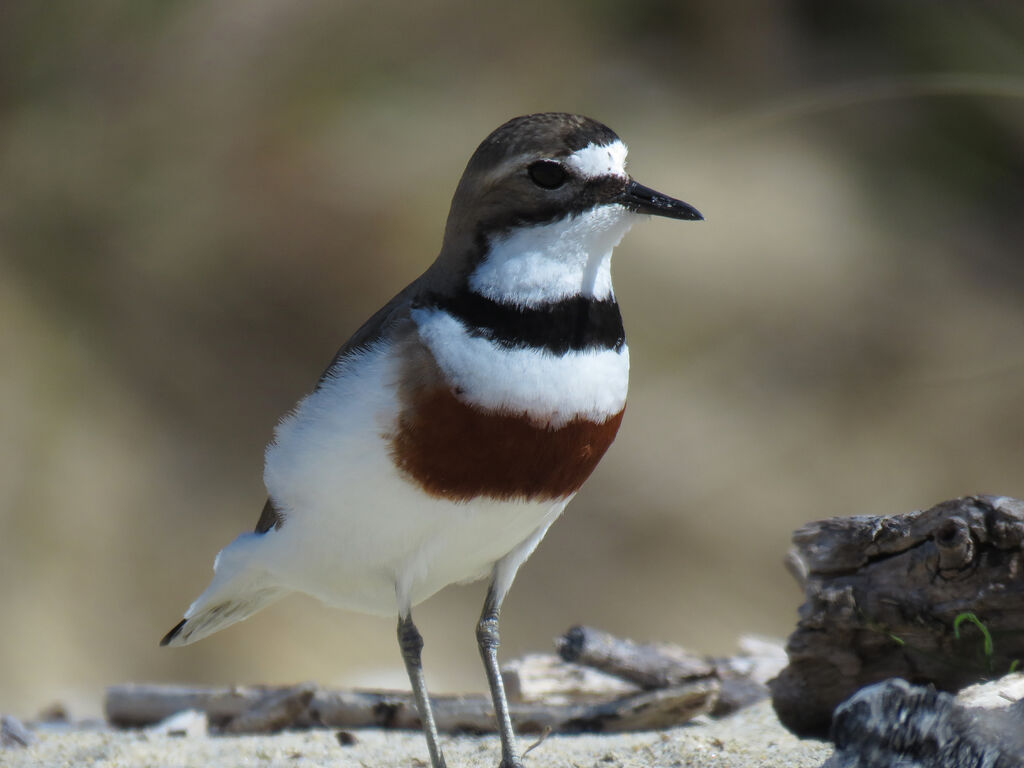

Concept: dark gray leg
[[477, 582, 522, 768], [398, 613, 447, 768]]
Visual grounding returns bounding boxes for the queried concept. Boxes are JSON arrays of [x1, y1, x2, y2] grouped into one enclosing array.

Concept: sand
[[3, 700, 832, 768]]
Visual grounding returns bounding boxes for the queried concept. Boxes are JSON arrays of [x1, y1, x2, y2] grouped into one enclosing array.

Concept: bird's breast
[[409, 305, 629, 427], [391, 304, 629, 502], [391, 382, 624, 503]]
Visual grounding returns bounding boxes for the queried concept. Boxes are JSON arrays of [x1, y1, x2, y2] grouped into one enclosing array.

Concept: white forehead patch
[[564, 140, 628, 180]]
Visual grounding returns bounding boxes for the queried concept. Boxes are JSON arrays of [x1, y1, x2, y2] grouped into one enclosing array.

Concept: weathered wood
[[556, 625, 714, 688], [220, 682, 316, 734], [711, 635, 788, 716], [555, 626, 786, 716], [307, 689, 498, 731], [823, 676, 1024, 768], [957, 671, 1024, 710], [719, 635, 790, 687], [558, 681, 718, 732], [105, 679, 718, 734], [770, 494, 1024, 737], [108, 630, 783, 734], [501, 653, 641, 704], [312, 681, 717, 733], [105, 684, 286, 729]]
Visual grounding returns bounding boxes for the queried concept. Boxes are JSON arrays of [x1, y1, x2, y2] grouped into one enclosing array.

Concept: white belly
[[261, 341, 570, 615]]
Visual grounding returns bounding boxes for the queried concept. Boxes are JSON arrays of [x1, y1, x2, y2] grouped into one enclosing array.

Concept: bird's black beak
[[618, 179, 703, 221]]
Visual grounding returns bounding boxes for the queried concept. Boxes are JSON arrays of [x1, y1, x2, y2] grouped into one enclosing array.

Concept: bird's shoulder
[[314, 279, 424, 387], [255, 275, 435, 535]]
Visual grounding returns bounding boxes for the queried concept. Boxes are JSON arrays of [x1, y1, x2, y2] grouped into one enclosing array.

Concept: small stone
[[956, 671, 1024, 710], [1, 715, 35, 748], [336, 729, 358, 746], [147, 709, 208, 738], [824, 678, 1024, 768], [35, 702, 69, 723]]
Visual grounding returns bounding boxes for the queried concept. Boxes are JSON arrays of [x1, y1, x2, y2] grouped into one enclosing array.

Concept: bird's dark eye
[[527, 160, 568, 190]]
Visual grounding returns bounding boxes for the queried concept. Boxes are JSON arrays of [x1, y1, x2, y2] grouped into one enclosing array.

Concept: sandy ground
[[4, 700, 832, 768]]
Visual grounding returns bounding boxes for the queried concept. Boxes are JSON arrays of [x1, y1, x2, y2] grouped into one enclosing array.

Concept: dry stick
[[556, 625, 715, 688], [521, 726, 552, 758], [105, 680, 718, 734], [554, 627, 784, 716], [220, 682, 317, 734], [501, 653, 641, 703]]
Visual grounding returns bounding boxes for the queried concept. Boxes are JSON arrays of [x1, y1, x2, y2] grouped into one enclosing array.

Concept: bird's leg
[[398, 612, 447, 768], [477, 581, 522, 768]]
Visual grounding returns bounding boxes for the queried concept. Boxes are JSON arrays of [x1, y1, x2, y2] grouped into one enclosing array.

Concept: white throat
[[468, 204, 634, 307]]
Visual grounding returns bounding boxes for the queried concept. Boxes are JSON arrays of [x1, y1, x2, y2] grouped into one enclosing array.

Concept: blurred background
[[2, 0, 1023, 718]]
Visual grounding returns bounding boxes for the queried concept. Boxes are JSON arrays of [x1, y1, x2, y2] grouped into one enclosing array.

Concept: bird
[[161, 112, 702, 768]]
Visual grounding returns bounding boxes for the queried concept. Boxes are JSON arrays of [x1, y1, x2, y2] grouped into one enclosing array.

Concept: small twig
[[522, 725, 552, 758], [556, 626, 713, 689]]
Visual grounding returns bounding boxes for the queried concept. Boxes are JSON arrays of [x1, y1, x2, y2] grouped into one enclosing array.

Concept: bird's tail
[[160, 533, 287, 647]]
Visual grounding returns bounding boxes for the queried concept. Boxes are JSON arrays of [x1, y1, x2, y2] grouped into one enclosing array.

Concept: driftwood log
[[106, 630, 787, 734], [556, 625, 780, 715], [771, 494, 1024, 737], [105, 679, 716, 734]]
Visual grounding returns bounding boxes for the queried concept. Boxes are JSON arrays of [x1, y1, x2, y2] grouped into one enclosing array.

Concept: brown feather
[[389, 340, 623, 501]]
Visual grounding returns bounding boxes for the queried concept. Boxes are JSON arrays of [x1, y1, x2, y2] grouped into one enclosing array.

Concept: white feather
[[253, 341, 574, 616], [468, 204, 634, 306], [170, 141, 638, 637], [565, 140, 628, 179], [411, 308, 629, 428], [165, 533, 287, 645]]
